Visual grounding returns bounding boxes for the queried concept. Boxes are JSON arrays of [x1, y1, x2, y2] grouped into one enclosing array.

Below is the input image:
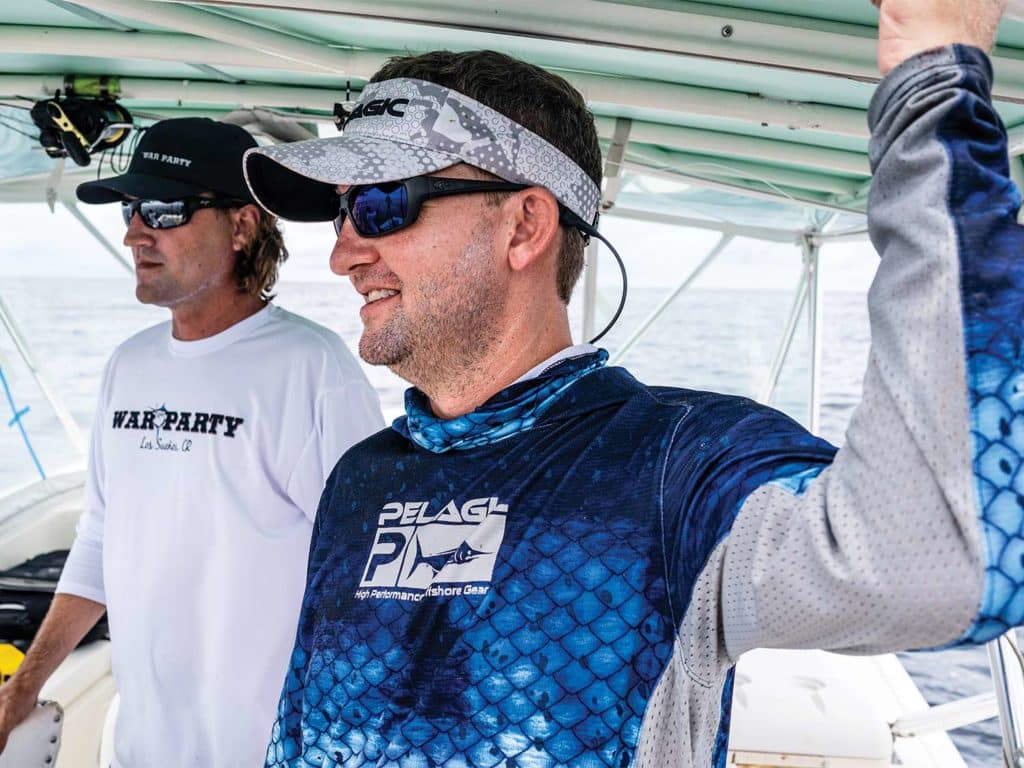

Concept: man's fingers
[[0, 694, 38, 756], [874, 0, 1008, 74]]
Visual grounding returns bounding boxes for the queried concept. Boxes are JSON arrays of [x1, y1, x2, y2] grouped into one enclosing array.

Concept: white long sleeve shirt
[[57, 304, 383, 768]]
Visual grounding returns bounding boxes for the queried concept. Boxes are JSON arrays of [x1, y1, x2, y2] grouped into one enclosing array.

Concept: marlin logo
[[412, 538, 490, 576], [148, 405, 170, 437], [359, 496, 508, 591]]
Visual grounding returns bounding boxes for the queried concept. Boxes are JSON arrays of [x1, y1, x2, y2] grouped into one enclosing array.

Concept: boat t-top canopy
[[0, 0, 1022, 234]]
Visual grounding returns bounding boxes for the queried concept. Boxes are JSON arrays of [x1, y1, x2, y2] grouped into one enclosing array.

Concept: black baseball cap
[[77, 117, 258, 205]]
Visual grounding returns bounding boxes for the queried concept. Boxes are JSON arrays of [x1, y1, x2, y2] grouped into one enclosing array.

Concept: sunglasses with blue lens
[[121, 196, 246, 230], [333, 173, 628, 347], [333, 176, 532, 237]]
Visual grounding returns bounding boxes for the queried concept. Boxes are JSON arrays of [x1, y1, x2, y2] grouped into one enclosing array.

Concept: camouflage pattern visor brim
[[242, 78, 601, 225], [244, 136, 463, 223]]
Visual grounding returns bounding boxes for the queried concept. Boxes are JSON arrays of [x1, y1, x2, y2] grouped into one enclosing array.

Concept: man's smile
[[364, 288, 400, 305]]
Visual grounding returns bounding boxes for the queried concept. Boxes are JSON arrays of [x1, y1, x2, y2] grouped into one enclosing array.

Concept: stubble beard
[[135, 271, 176, 306], [359, 229, 506, 394], [133, 245, 191, 308], [133, 244, 232, 310], [135, 267, 177, 307]]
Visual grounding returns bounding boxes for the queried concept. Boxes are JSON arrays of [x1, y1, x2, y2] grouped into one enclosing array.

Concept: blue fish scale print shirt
[[268, 359, 835, 768], [269, 45, 1024, 768]]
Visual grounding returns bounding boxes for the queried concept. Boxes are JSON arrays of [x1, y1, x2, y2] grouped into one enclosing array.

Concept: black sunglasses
[[332, 174, 627, 346], [121, 197, 247, 230], [333, 176, 533, 237]]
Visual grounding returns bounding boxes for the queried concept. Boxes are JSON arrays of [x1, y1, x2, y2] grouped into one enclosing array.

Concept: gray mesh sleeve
[[722, 47, 996, 659]]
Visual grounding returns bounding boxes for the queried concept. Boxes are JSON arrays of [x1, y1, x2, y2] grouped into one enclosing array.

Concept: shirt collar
[[511, 344, 599, 386], [394, 348, 608, 453]]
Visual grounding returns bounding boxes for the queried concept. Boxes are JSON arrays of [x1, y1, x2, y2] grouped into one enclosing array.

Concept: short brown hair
[[234, 210, 289, 301], [371, 50, 602, 304]]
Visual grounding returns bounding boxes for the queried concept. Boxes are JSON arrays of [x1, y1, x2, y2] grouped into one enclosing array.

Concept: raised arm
[[717, 0, 1023, 658], [872, 0, 1005, 75]]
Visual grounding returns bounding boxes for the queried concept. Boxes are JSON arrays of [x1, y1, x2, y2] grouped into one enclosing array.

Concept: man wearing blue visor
[[244, 0, 1017, 765]]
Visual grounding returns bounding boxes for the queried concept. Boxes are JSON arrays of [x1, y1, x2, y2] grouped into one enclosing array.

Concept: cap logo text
[[347, 98, 409, 123], [142, 151, 193, 168]]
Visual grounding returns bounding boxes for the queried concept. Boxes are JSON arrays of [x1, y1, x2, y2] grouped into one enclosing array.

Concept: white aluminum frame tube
[[592, 116, 870, 178], [814, 224, 870, 244], [609, 234, 733, 366], [621, 159, 863, 217], [67, 0, 376, 76], [573, 72, 867, 139], [759, 270, 810, 405], [891, 692, 998, 738], [806, 239, 823, 434], [804, 236, 824, 434], [581, 239, 600, 342], [0, 293, 86, 457], [0, 74, 344, 113], [600, 117, 632, 212], [0, 25, 381, 77], [624, 143, 861, 198], [64, 201, 134, 276], [605, 207, 799, 244], [987, 632, 1024, 767]]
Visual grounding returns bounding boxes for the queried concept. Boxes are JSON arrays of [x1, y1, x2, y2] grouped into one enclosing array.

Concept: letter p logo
[[361, 530, 408, 586]]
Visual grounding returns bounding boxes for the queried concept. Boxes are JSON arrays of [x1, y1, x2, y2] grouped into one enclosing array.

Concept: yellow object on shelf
[[0, 644, 25, 684]]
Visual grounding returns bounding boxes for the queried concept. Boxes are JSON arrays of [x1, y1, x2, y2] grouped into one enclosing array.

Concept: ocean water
[[0, 276, 1005, 764]]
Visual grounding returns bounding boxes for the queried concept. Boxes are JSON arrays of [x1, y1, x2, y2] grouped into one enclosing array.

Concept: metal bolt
[[721, 24, 734, 38]]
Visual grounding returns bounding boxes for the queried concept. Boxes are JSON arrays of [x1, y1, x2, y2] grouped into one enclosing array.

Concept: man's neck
[[415, 325, 574, 420], [170, 292, 266, 341]]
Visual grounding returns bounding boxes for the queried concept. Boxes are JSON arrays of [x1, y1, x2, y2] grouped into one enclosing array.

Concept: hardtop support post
[[759, 268, 810, 405], [583, 117, 632, 344], [0, 292, 86, 457], [600, 117, 632, 214], [64, 200, 134, 276], [988, 632, 1024, 767], [609, 234, 732, 366], [804, 234, 824, 434], [581, 239, 600, 342]]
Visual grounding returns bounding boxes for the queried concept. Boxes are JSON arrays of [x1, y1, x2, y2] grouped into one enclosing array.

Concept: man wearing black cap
[[238, 2, 1023, 768], [0, 118, 383, 766]]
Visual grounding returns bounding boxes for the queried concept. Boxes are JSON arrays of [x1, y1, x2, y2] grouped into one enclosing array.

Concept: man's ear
[[231, 204, 262, 252], [506, 188, 561, 274]]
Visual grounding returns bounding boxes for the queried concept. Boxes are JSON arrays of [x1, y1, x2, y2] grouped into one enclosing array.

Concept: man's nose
[[330, 217, 378, 276], [123, 211, 155, 248]]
